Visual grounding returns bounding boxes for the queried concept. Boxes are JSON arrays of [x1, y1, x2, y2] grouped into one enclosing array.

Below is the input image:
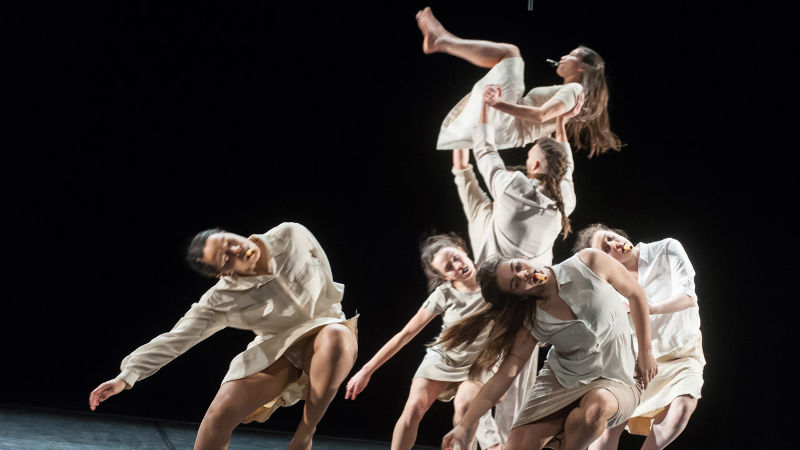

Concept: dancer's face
[[556, 48, 585, 80], [496, 258, 549, 296], [431, 247, 476, 282], [590, 230, 634, 262], [201, 232, 261, 277]]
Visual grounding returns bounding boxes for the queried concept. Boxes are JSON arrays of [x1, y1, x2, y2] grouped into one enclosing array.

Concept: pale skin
[[442, 249, 658, 450], [416, 6, 585, 123], [587, 229, 698, 450], [89, 231, 358, 450], [345, 245, 503, 450]]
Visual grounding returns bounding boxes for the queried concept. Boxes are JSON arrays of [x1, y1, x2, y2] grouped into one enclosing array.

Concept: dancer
[[447, 85, 579, 442], [345, 234, 503, 450], [417, 6, 620, 157], [440, 249, 658, 450], [573, 224, 704, 450], [88, 222, 358, 450]]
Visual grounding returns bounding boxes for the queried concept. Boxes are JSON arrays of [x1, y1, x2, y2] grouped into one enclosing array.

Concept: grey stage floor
[[0, 405, 437, 450]]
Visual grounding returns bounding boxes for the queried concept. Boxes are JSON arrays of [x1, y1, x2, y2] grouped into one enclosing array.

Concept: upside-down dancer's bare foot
[[416, 7, 452, 54]]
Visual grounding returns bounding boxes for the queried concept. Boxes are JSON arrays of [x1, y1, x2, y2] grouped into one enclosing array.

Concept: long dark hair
[[535, 137, 572, 238], [571, 223, 631, 253], [437, 255, 540, 375], [419, 232, 471, 293], [566, 46, 622, 158]]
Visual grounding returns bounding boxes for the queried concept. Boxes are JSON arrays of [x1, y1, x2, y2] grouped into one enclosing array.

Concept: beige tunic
[[413, 282, 501, 449], [437, 56, 583, 150], [115, 222, 355, 422]]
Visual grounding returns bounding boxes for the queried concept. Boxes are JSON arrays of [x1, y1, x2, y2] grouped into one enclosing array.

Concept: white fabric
[[472, 124, 575, 266], [437, 56, 582, 150], [115, 222, 352, 413], [532, 254, 638, 388]]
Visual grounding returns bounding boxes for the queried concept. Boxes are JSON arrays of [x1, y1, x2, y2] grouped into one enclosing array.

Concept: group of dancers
[[88, 7, 704, 450]]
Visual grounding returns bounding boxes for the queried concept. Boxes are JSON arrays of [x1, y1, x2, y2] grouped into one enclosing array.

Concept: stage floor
[[0, 405, 435, 449]]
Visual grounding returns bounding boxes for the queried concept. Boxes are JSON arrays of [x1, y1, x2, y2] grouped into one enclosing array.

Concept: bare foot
[[416, 7, 451, 54]]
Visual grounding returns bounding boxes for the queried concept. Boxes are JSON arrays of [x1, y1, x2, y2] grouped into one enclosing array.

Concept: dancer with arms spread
[[345, 234, 503, 450], [89, 222, 358, 450], [574, 224, 704, 450], [440, 249, 658, 450]]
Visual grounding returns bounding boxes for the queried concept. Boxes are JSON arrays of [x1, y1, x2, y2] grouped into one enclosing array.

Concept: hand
[[636, 350, 658, 389], [344, 368, 372, 400], [562, 92, 585, 119], [482, 84, 502, 106], [442, 424, 470, 450], [89, 378, 126, 411]]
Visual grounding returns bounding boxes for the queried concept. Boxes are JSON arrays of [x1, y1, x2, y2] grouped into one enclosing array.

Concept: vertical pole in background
[[527, 0, 534, 12]]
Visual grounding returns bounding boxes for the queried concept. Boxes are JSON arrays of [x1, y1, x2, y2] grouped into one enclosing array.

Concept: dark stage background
[[2, 1, 796, 448]]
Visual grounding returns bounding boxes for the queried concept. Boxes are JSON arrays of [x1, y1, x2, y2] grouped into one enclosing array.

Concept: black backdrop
[[2, 1, 796, 448]]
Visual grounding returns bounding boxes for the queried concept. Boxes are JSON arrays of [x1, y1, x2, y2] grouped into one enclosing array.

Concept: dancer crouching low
[[440, 249, 657, 450], [89, 222, 358, 450]]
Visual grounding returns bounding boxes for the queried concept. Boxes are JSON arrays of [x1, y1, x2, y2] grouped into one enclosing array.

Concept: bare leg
[[194, 357, 301, 450], [505, 415, 564, 450], [452, 380, 483, 448], [641, 396, 697, 450], [415, 7, 520, 68], [289, 323, 358, 450], [561, 388, 619, 450], [392, 377, 448, 450], [588, 422, 626, 450]]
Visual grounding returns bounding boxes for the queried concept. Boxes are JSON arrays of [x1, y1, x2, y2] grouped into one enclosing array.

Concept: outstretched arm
[[579, 249, 658, 388], [89, 301, 228, 410], [345, 307, 436, 400], [471, 86, 513, 200], [442, 329, 537, 450]]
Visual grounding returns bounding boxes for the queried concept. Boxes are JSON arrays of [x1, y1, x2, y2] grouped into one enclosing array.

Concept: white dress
[[114, 222, 357, 423], [412, 282, 501, 449], [437, 56, 583, 150]]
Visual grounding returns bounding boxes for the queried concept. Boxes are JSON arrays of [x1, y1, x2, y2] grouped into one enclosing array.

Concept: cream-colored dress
[[114, 222, 357, 423], [625, 239, 705, 433], [413, 282, 501, 449], [513, 254, 642, 429], [437, 57, 582, 150]]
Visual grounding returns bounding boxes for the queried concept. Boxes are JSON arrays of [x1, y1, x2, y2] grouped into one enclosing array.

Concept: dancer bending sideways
[[574, 224, 704, 450], [345, 234, 503, 450], [88, 222, 358, 450], [447, 89, 580, 442], [417, 6, 620, 157], [440, 249, 658, 450]]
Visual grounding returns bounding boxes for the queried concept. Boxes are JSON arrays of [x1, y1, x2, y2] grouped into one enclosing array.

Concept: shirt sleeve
[[560, 142, 576, 216], [551, 82, 583, 111], [421, 288, 447, 316], [472, 124, 514, 200], [665, 239, 697, 301], [116, 301, 228, 388]]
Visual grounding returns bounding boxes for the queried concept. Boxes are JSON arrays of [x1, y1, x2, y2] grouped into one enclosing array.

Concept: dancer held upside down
[[417, 6, 620, 157], [345, 234, 503, 450], [88, 223, 358, 450], [439, 249, 658, 450], [573, 224, 704, 450]]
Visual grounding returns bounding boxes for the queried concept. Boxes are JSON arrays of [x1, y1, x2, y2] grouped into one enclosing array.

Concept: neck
[[621, 248, 640, 273], [563, 73, 582, 84], [251, 237, 273, 275], [453, 277, 479, 292]]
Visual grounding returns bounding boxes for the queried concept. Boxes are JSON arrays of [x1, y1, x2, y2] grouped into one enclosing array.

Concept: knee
[[202, 402, 236, 431], [581, 390, 618, 425], [402, 397, 430, 422], [315, 324, 357, 358], [503, 43, 521, 59], [669, 396, 698, 424]]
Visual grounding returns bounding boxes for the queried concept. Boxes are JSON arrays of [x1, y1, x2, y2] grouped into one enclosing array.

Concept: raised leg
[[289, 323, 358, 450], [561, 388, 619, 450], [640, 396, 697, 450], [392, 377, 448, 450], [194, 357, 301, 450], [415, 7, 520, 68]]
